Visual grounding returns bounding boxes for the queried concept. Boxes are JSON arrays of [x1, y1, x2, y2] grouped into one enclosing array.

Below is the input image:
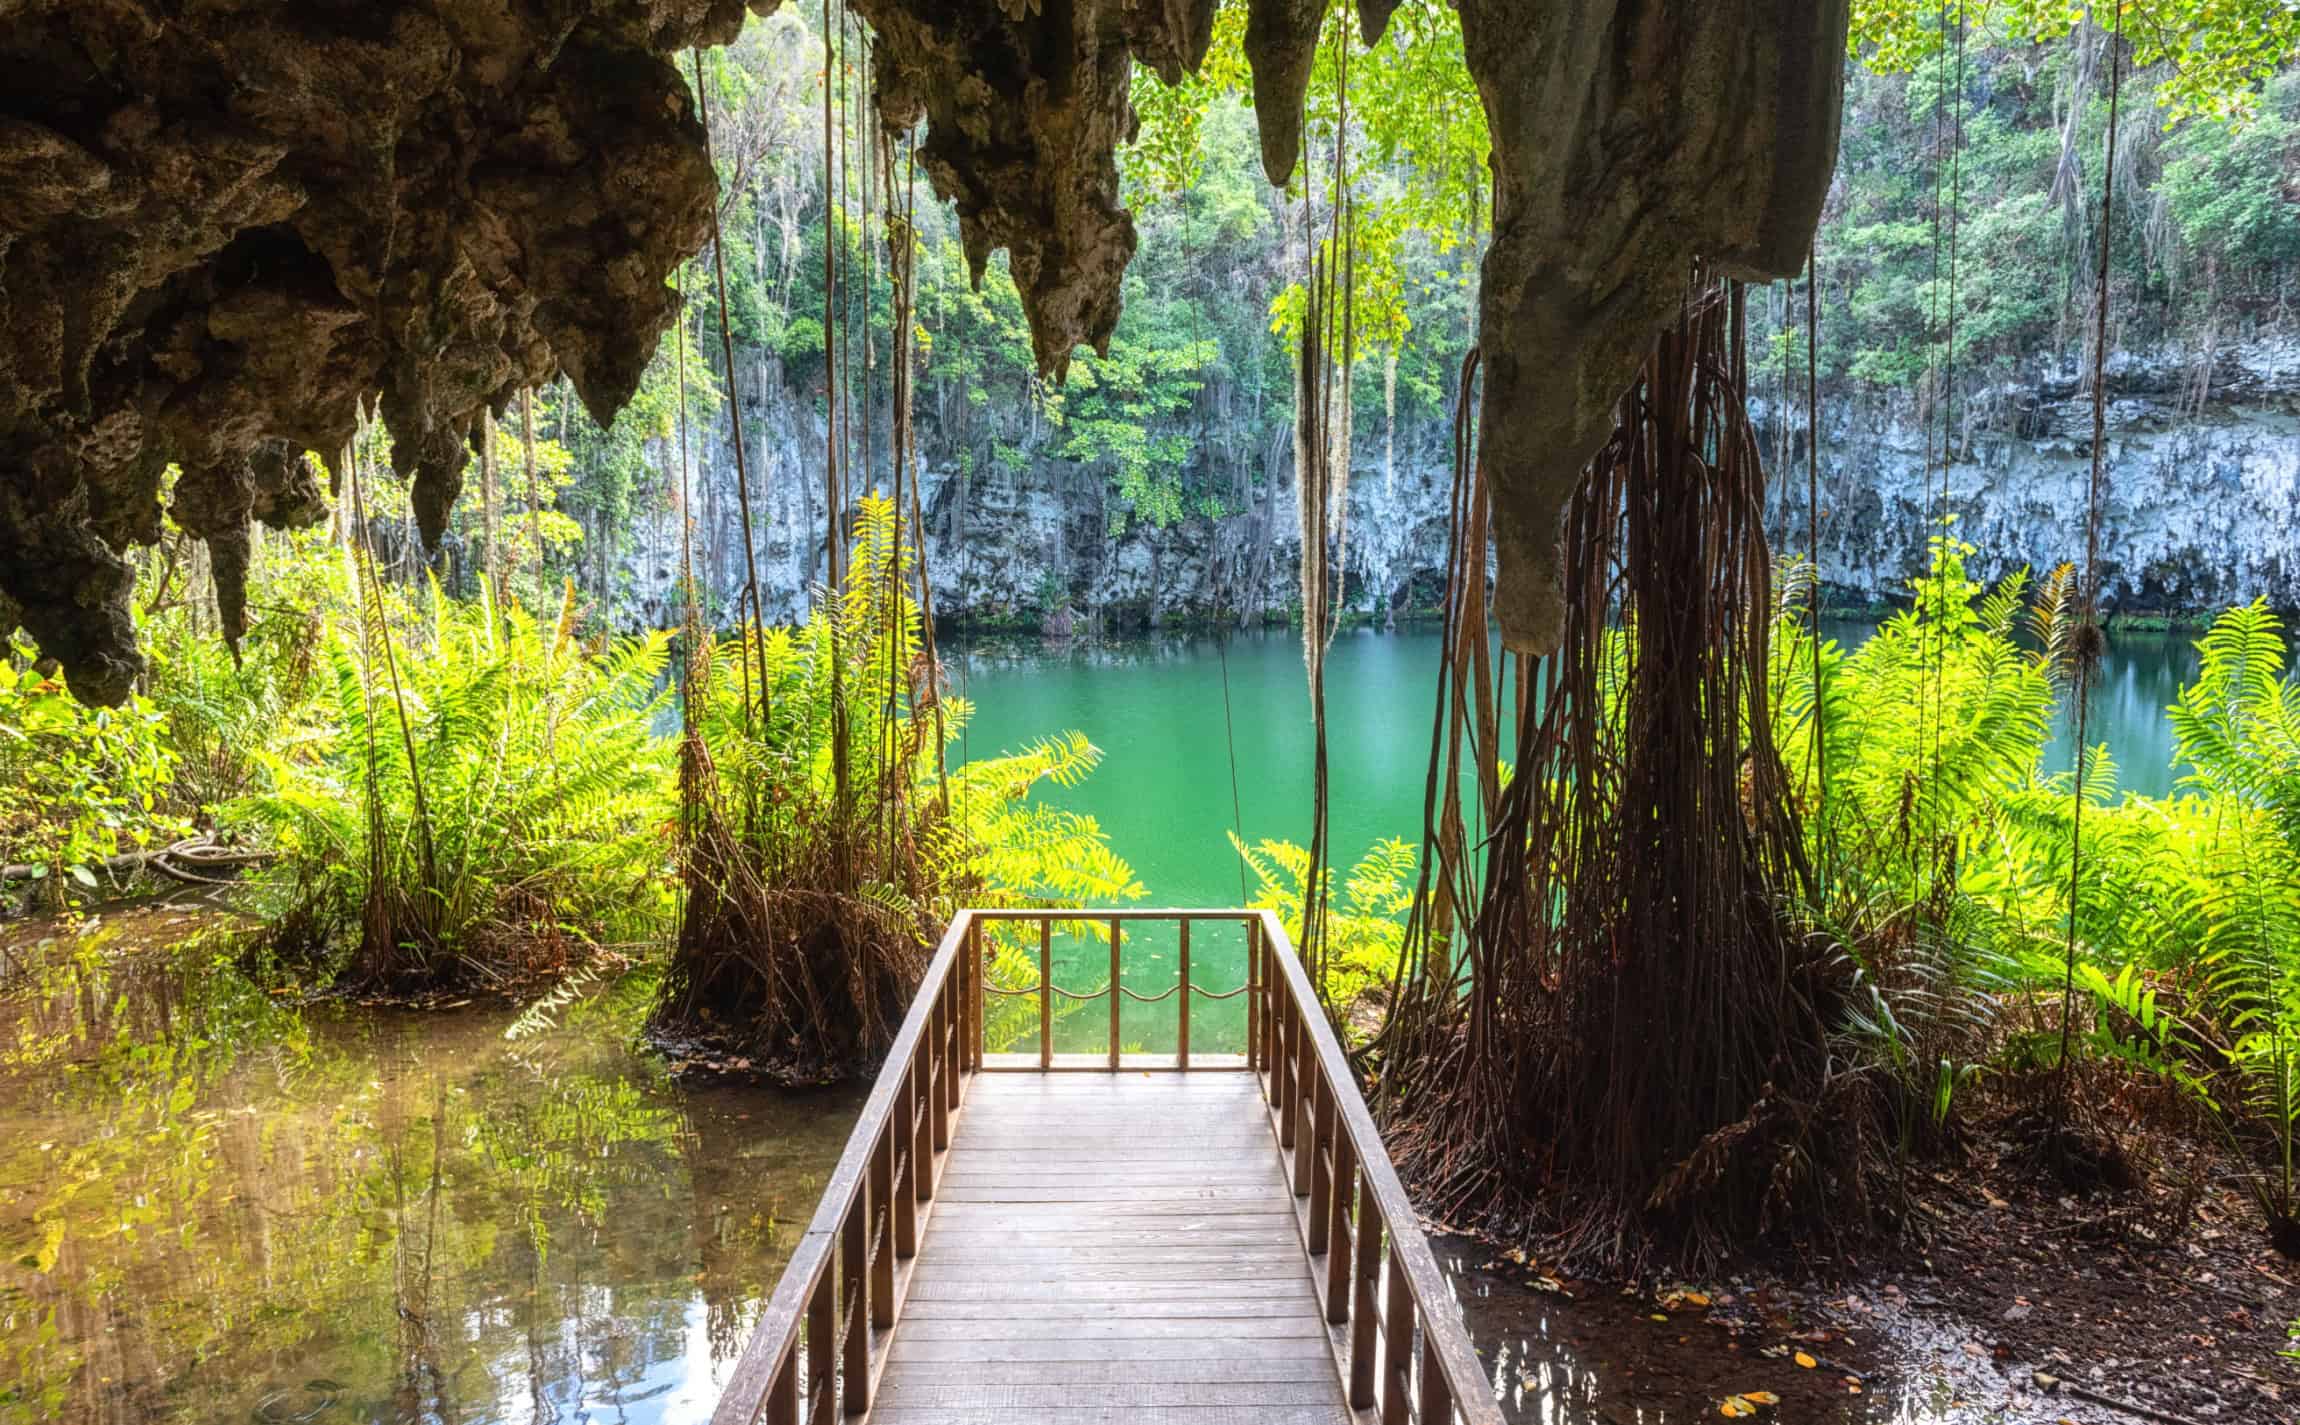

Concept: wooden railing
[[1248, 907, 1503, 1425], [708, 912, 978, 1425], [966, 906, 1263, 1068], [711, 907, 1499, 1425]]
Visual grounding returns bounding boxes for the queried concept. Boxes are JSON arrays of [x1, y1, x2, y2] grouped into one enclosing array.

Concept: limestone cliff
[[598, 333, 2299, 632], [1772, 334, 2300, 611]]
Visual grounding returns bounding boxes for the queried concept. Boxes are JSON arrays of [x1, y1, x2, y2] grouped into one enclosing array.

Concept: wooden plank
[[903, 1280, 1319, 1303], [937, 1167, 1286, 1183], [890, 1316, 1330, 1341], [899, 1299, 1328, 1322], [867, 1409, 1348, 1425], [919, 1206, 1304, 1224], [919, 1241, 1302, 1260], [864, 1406, 1343, 1415], [916, 1245, 1308, 1264], [929, 1185, 1293, 1203], [906, 1261, 1323, 1284], [922, 1224, 1295, 1243], [877, 1360, 1341, 1387], [871, 1381, 1344, 1408], [877, 1337, 1337, 1363]]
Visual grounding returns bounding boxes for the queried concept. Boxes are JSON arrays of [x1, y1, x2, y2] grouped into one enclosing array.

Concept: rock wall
[[1766, 334, 2300, 612], [607, 333, 2300, 632], [606, 346, 1458, 632]]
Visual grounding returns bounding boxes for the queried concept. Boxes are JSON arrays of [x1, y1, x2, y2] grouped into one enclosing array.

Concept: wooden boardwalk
[[712, 910, 1499, 1425], [872, 1072, 1352, 1423]]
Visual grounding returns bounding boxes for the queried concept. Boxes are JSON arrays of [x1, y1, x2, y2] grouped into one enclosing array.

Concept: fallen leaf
[[1794, 1351, 1817, 1369]]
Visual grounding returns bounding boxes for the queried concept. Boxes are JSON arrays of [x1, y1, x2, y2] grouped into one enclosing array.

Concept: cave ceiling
[[0, 0, 1847, 703]]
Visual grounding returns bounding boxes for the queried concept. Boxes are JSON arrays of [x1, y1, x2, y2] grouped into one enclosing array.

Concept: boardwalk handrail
[[1250, 908, 1501, 1425], [712, 907, 1499, 1425], [964, 906, 1266, 1068], [709, 912, 977, 1425]]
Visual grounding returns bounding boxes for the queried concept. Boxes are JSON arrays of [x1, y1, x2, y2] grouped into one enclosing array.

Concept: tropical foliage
[[660, 494, 1140, 1074], [244, 577, 676, 989]]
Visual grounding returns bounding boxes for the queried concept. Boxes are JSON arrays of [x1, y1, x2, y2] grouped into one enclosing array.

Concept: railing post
[[766, 1348, 799, 1425], [1307, 1075, 1334, 1250], [1291, 1009, 1315, 1196], [1106, 918, 1122, 1069], [1275, 995, 1297, 1149], [1324, 1139, 1355, 1322], [1177, 919, 1191, 1069], [931, 985, 952, 1152], [967, 917, 984, 1073], [1349, 1179, 1381, 1409], [870, 1128, 895, 1328], [910, 1046, 935, 1206], [840, 1185, 870, 1416], [1382, 1241, 1414, 1425], [805, 1272, 835, 1425], [1420, 1331, 1456, 1425], [1038, 917, 1052, 1069], [1245, 916, 1261, 1072], [895, 1058, 921, 1252]]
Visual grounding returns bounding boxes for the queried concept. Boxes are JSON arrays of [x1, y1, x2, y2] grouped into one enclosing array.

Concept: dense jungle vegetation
[[7, 0, 2300, 1345]]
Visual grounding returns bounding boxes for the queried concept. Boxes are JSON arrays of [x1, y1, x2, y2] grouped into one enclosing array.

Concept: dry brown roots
[[1380, 280, 1860, 1273], [651, 714, 936, 1084]]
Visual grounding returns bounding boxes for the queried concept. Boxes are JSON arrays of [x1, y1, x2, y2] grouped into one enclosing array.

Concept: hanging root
[[1380, 276, 1850, 1273]]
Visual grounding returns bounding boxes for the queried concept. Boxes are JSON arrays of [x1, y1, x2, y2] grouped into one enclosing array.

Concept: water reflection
[[954, 623, 2199, 911], [1438, 1239, 1902, 1425], [0, 905, 2188, 1425], [0, 912, 858, 1425]]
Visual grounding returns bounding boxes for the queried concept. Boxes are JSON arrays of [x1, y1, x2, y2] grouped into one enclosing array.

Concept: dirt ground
[[1449, 1114, 2297, 1424]]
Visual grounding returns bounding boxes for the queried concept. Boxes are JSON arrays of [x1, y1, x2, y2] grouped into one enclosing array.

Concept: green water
[[954, 624, 2200, 906], [952, 624, 2196, 1057]]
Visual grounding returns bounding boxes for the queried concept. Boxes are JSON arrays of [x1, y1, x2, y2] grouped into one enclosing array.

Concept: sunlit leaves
[[1849, 0, 2300, 126]]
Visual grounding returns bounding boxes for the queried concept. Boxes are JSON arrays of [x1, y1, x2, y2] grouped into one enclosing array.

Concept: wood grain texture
[[862, 1072, 1351, 1422]]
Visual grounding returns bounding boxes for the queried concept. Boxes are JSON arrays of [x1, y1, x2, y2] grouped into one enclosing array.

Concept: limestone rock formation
[[0, 0, 771, 703], [1457, 0, 1850, 652], [844, 0, 1844, 656], [4, 0, 1851, 698]]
